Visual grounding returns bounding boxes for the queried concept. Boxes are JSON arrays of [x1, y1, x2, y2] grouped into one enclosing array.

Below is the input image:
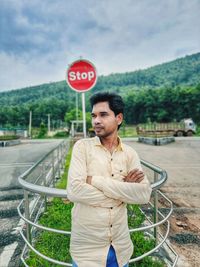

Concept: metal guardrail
[[17, 140, 178, 267]]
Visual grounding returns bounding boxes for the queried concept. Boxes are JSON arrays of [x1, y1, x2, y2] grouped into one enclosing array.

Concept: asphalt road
[[0, 139, 63, 189]]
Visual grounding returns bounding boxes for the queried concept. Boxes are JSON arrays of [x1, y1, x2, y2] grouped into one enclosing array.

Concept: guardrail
[[17, 140, 178, 266]]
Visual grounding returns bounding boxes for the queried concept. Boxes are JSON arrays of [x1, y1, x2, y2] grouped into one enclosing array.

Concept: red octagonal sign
[[66, 59, 97, 92]]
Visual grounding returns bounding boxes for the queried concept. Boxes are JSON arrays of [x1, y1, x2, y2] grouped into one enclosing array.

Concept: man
[[67, 92, 152, 267]]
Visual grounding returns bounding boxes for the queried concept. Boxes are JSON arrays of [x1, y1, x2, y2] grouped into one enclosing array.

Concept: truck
[[136, 118, 196, 137]]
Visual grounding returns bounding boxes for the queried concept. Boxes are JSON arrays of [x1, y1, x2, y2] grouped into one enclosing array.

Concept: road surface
[[124, 137, 200, 267]]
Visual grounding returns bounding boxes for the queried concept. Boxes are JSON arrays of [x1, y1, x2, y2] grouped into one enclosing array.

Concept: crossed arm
[[67, 141, 152, 206]]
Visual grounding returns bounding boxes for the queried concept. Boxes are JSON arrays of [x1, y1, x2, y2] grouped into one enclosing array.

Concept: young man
[[67, 92, 152, 267]]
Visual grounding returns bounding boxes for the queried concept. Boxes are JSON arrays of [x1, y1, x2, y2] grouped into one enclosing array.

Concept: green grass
[[56, 147, 72, 189], [195, 124, 200, 136], [25, 146, 165, 267]]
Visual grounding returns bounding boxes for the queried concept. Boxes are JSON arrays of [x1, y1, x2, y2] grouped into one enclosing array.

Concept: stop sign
[[66, 59, 97, 92]]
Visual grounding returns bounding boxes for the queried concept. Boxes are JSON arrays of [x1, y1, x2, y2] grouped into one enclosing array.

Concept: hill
[[0, 52, 200, 127]]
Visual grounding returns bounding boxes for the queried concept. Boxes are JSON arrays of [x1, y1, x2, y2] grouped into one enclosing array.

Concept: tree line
[[0, 52, 200, 128], [0, 84, 199, 128], [123, 84, 200, 124]]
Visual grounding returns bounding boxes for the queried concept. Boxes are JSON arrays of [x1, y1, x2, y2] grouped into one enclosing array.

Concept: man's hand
[[86, 176, 92, 185], [123, 169, 144, 183]]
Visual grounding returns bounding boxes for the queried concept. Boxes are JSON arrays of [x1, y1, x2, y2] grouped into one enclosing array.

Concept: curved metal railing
[[17, 140, 178, 267]]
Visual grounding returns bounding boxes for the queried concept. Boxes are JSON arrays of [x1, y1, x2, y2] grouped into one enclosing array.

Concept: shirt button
[[110, 207, 113, 209], [110, 224, 112, 227], [110, 240, 112, 243], [111, 174, 114, 177]]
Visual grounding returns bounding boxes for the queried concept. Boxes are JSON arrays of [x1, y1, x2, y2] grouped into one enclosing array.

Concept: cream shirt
[[67, 137, 152, 267]]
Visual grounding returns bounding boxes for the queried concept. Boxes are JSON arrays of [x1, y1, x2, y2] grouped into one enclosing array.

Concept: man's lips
[[94, 127, 104, 131]]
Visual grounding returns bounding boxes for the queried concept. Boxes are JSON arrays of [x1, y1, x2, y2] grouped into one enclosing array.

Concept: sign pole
[[82, 93, 87, 138], [66, 59, 97, 139]]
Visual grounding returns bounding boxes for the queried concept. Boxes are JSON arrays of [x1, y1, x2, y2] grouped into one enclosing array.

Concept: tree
[[37, 122, 47, 138]]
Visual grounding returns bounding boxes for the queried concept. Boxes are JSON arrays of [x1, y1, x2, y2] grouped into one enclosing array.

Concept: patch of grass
[[53, 131, 69, 138], [56, 147, 72, 189], [26, 146, 73, 267], [26, 198, 73, 267], [128, 205, 165, 267], [195, 124, 200, 136]]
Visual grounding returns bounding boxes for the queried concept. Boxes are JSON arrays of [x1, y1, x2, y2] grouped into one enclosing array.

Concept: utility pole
[[47, 114, 51, 135], [29, 110, 32, 138]]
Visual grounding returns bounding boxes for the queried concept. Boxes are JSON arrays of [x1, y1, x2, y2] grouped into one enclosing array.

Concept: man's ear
[[116, 113, 123, 125]]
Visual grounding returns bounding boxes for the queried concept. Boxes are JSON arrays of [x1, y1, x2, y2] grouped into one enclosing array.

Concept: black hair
[[90, 92, 124, 116], [90, 92, 124, 129]]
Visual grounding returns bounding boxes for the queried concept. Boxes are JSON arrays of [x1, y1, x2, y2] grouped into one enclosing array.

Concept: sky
[[0, 0, 200, 92]]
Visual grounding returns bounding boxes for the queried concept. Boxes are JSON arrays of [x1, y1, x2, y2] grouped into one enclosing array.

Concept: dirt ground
[[124, 138, 200, 267]]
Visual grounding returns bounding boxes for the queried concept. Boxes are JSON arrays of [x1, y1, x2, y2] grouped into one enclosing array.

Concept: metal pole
[[52, 151, 55, 186], [24, 190, 32, 244], [82, 93, 87, 138], [42, 161, 47, 211], [57, 145, 61, 178], [48, 114, 51, 135], [154, 171, 158, 245], [29, 111, 32, 138], [76, 93, 78, 130]]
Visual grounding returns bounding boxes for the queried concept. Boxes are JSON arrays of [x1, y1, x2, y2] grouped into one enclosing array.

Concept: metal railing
[[17, 140, 178, 266]]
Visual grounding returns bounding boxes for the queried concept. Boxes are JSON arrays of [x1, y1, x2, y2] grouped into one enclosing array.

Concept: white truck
[[136, 118, 196, 137]]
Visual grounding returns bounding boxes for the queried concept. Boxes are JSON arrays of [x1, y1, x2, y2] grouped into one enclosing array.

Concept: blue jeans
[[72, 246, 128, 267]]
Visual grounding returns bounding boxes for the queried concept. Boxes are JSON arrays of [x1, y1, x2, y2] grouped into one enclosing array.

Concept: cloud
[[0, 0, 200, 91]]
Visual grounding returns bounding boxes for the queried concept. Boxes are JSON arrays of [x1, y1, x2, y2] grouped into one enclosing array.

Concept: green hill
[[0, 52, 200, 127]]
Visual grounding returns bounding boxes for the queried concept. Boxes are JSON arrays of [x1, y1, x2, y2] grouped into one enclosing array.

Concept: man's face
[[91, 101, 123, 138]]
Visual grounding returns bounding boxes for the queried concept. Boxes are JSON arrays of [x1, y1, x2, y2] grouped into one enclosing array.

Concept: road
[[0, 139, 64, 267], [0, 139, 63, 189], [124, 137, 200, 267]]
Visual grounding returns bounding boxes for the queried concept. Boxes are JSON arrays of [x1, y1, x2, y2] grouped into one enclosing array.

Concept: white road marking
[[0, 163, 34, 168], [0, 242, 18, 267]]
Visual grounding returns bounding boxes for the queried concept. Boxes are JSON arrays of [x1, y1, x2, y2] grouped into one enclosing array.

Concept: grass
[[25, 145, 165, 267], [195, 124, 200, 136]]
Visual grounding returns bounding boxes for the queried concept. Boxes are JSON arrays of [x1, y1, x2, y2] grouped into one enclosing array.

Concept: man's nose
[[93, 116, 101, 124]]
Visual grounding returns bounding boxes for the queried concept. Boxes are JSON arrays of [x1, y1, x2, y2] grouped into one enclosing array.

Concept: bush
[[53, 131, 69, 138], [37, 122, 47, 138], [0, 135, 19, 140]]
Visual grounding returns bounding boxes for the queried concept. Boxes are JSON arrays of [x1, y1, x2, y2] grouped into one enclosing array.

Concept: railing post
[[61, 142, 65, 167], [42, 161, 47, 212], [52, 151, 55, 186], [153, 171, 158, 245], [24, 190, 32, 244], [57, 145, 61, 178]]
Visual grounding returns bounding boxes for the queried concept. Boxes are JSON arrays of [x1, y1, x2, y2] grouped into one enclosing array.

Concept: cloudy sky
[[0, 0, 200, 92]]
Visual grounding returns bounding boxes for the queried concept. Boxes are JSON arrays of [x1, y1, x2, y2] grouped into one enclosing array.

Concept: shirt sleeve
[[91, 149, 152, 204], [67, 140, 122, 207]]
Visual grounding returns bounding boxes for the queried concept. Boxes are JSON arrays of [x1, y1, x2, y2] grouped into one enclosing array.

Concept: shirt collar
[[94, 136, 124, 151]]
